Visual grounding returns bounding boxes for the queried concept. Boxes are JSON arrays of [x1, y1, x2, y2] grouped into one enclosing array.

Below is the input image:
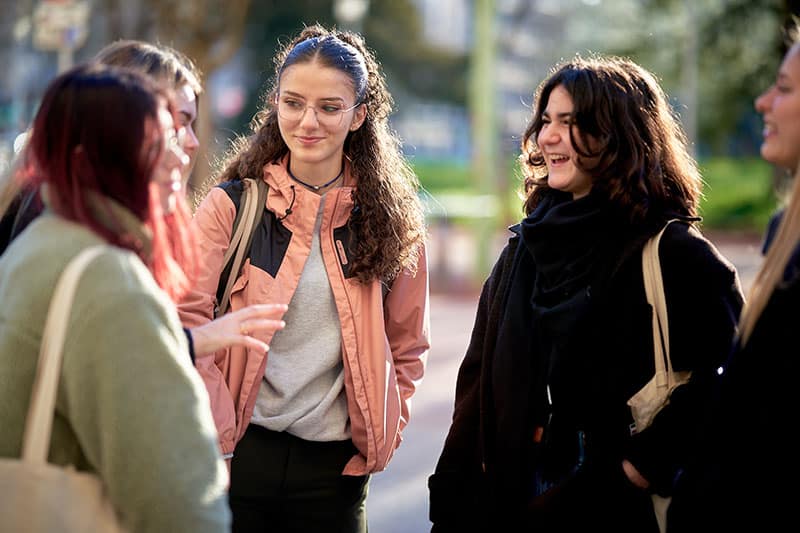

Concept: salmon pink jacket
[[178, 158, 430, 475]]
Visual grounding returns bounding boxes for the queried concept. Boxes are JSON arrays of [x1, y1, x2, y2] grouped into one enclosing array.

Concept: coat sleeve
[[62, 259, 230, 533], [383, 243, 431, 437], [625, 223, 744, 495], [428, 240, 517, 532], [178, 187, 237, 329], [177, 187, 239, 455]]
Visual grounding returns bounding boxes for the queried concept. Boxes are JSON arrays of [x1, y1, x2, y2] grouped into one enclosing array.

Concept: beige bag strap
[[642, 220, 680, 388], [218, 178, 260, 316], [21, 245, 108, 464]]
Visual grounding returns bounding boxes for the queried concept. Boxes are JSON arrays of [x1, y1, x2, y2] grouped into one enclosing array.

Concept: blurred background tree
[[105, 0, 253, 196], [157, 0, 467, 195], [2, 0, 799, 286]]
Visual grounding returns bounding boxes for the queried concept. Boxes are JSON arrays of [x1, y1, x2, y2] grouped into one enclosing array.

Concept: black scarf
[[520, 190, 625, 422], [521, 189, 617, 307]]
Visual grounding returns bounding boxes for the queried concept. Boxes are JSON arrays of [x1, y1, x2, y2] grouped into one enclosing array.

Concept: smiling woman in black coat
[[428, 55, 744, 533]]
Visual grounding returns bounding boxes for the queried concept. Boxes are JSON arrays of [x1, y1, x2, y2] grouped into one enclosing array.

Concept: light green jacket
[[0, 214, 230, 533]]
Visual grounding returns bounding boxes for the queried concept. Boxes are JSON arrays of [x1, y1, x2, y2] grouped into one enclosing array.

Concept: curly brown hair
[[211, 24, 425, 283], [519, 54, 701, 224]]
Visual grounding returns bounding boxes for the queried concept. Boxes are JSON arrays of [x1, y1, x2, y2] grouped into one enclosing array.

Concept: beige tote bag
[[626, 221, 692, 533], [0, 245, 127, 532], [627, 220, 692, 432]]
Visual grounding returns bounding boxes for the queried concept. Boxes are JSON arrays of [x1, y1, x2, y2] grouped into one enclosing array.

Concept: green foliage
[[414, 157, 781, 233], [693, 1, 784, 153], [365, 2, 469, 105], [698, 157, 777, 231], [412, 160, 472, 193], [585, 0, 787, 155], [224, 0, 468, 138], [412, 156, 526, 225]]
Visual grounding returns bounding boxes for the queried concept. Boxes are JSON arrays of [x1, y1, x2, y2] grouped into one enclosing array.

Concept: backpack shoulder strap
[[215, 178, 269, 317]]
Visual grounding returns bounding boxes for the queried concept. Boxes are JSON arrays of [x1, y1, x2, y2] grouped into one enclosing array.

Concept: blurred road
[[366, 230, 763, 533]]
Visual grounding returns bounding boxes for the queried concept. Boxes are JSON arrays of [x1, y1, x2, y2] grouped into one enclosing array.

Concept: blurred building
[[0, 0, 116, 172], [395, 0, 602, 164], [412, 0, 470, 53]]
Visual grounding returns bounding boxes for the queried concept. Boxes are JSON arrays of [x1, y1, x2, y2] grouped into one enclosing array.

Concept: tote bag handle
[[21, 245, 108, 463]]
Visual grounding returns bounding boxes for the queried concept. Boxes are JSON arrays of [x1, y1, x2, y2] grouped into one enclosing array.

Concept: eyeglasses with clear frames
[[275, 94, 360, 127]]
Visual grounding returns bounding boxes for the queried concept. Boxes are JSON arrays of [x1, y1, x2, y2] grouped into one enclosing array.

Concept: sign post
[[33, 0, 90, 72]]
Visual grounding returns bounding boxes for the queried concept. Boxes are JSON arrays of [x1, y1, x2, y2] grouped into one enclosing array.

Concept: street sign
[[32, 0, 90, 52]]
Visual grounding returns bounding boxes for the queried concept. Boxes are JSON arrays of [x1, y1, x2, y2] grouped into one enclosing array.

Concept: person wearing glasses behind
[[668, 20, 800, 533], [178, 24, 430, 533], [0, 40, 201, 252], [0, 63, 229, 533], [0, 40, 286, 360]]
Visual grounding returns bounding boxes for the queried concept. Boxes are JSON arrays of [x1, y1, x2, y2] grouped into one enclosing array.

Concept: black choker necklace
[[287, 166, 344, 191]]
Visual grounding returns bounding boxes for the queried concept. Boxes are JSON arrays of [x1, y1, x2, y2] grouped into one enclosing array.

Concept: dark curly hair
[[211, 24, 425, 284], [519, 54, 701, 224]]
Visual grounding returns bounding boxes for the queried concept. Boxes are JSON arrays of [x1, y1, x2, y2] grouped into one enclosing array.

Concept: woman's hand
[[622, 459, 651, 490], [190, 303, 288, 357]]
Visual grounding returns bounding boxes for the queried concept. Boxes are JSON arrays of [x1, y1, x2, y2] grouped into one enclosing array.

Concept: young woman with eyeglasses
[[177, 24, 430, 532]]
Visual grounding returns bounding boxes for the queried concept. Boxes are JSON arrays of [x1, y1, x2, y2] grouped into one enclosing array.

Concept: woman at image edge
[[667, 21, 800, 533], [0, 64, 229, 532], [178, 24, 430, 532]]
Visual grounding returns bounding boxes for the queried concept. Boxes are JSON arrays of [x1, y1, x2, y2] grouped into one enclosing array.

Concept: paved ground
[[366, 229, 763, 533]]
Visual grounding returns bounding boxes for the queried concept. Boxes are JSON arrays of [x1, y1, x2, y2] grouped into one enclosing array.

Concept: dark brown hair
[[519, 54, 701, 223]]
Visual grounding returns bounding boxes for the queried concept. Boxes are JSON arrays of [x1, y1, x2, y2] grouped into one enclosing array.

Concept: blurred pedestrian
[[428, 55, 744, 532], [0, 40, 286, 359], [0, 40, 201, 252], [0, 63, 228, 532], [178, 24, 430, 533], [668, 20, 800, 532], [94, 40, 203, 186]]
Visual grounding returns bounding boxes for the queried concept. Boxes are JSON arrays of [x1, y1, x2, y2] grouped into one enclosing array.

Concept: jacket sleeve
[[177, 187, 239, 454], [625, 223, 744, 495], [383, 243, 431, 437], [178, 187, 237, 328], [428, 241, 516, 532], [62, 260, 230, 533]]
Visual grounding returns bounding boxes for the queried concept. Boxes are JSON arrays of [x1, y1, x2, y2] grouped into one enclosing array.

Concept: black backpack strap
[[214, 178, 269, 317], [241, 178, 269, 272], [215, 185, 249, 308], [381, 279, 391, 303]]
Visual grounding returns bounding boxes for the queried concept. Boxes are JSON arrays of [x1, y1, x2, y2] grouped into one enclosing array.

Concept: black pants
[[229, 424, 370, 533]]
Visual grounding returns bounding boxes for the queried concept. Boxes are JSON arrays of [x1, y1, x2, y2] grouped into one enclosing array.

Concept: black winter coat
[[0, 185, 42, 257], [429, 194, 744, 533], [668, 211, 800, 532]]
